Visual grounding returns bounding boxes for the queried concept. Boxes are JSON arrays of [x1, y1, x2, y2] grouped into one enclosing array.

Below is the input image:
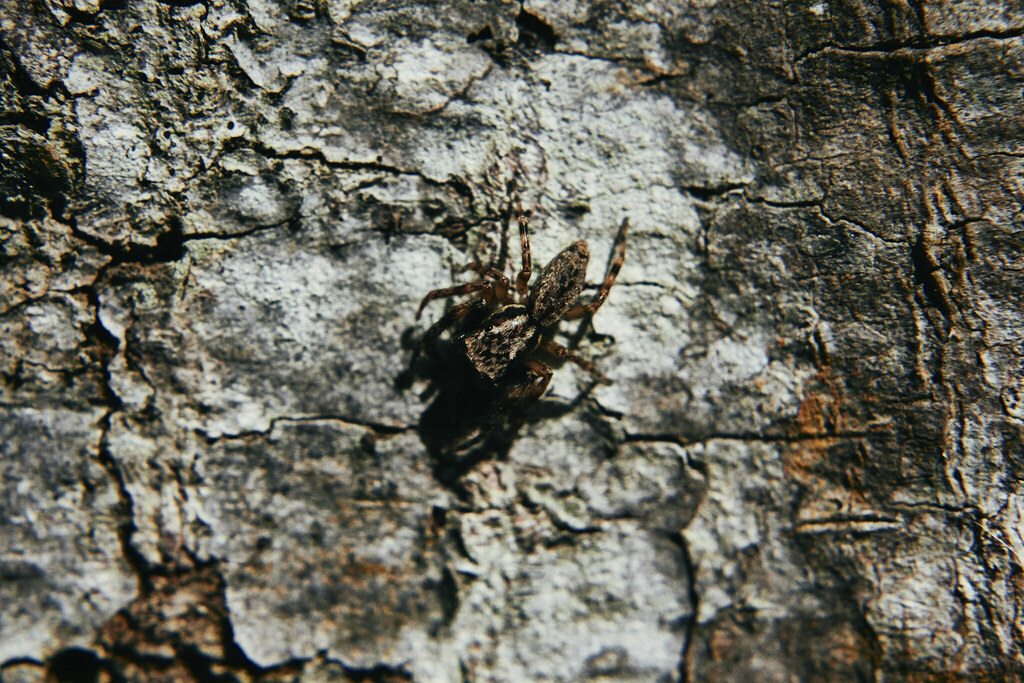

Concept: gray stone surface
[[2, 0, 1023, 680]]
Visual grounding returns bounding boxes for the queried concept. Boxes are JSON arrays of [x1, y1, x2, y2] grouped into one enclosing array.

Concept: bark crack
[[623, 429, 879, 448], [195, 413, 414, 444], [797, 26, 1024, 62]]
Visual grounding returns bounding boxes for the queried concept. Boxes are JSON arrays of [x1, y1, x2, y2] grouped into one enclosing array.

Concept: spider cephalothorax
[[416, 194, 627, 402]]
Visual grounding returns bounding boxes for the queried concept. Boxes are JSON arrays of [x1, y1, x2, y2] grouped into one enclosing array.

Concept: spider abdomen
[[459, 304, 540, 383], [529, 240, 589, 326]]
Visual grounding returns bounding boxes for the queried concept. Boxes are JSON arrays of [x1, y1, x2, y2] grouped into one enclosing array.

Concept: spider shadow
[[397, 317, 594, 492]]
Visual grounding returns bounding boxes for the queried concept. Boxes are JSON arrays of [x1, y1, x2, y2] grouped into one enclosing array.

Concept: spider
[[416, 195, 627, 402]]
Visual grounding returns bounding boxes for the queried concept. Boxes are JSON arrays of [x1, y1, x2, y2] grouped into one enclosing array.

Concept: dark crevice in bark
[[247, 139, 446, 183], [154, 0, 205, 7], [0, 110, 52, 136], [195, 413, 413, 445], [635, 71, 688, 87], [466, 24, 495, 44], [94, 431, 150, 587], [540, 506, 603, 541], [911, 236, 956, 320], [669, 532, 699, 683], [798, 25, 1024, 61], [751, 196, 823, 209], [682, 183, 748, 201], [61, 0, 129, 26], [69, 217, 186, 269], [69, 213, 296, 273], [341, 663, 414, 682], [78, 283, 151, 594], [515, 9, 558, 52], [816, 206, 906, 244], [46, 647, 103, 683], [438, 565, 460, 625]]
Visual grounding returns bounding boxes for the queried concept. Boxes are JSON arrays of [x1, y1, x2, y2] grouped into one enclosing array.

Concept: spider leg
[[513, 194, 533, 299], [523, 360, 553, 401], [416, 280, 493, 319], [540, 338, 609, 384], [566, 217, 628, 320], [418, 298, 488, 348], [460, 263, 513, 303], [496, 194, 512, 277]]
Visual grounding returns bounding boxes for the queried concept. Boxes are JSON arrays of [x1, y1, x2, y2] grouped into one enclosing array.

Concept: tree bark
[[2, 0, 1022, 680]]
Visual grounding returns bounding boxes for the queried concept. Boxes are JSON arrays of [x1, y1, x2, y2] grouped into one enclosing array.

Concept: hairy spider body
[[461, 304, 538, 383], [417, 195, 626, 401], [529, 240, 589, 325]]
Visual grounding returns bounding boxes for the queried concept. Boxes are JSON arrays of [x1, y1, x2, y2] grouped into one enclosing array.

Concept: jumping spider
[[416, 195, 627, 403]]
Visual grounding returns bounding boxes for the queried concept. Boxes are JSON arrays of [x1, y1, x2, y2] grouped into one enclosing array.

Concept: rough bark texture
[[2, 0, 1023, 681]]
